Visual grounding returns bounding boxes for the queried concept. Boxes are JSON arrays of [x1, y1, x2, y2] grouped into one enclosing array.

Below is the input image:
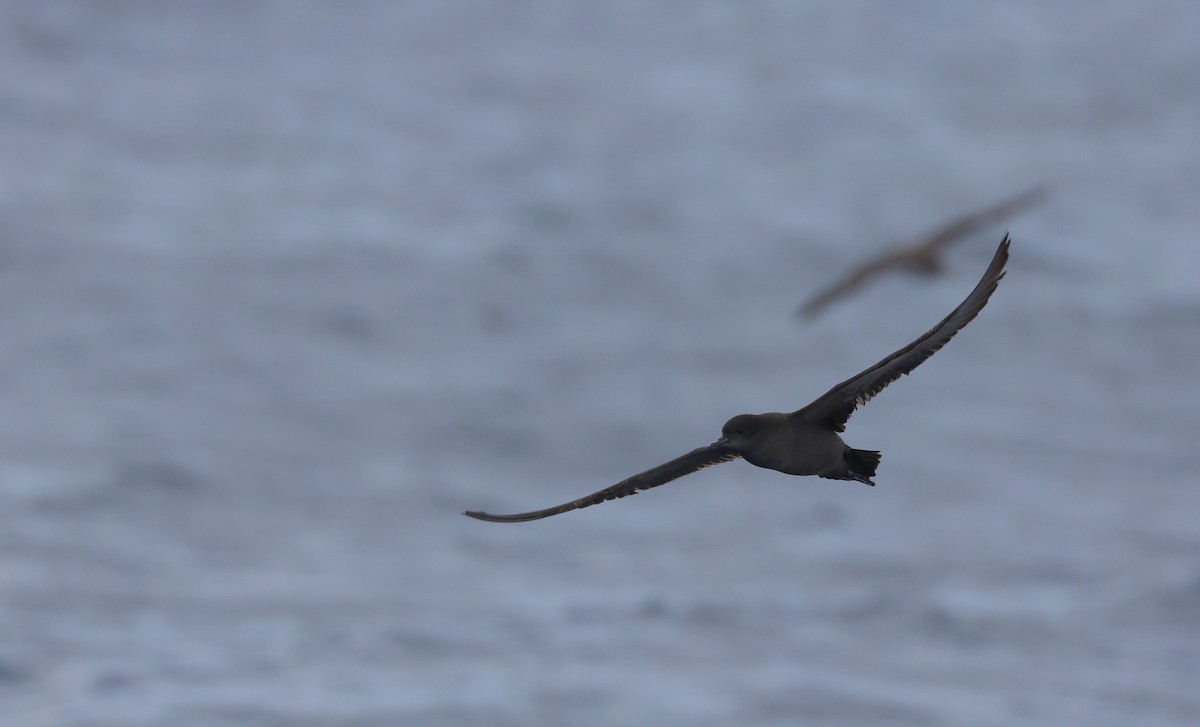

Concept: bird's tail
[[845, 448, 881, 486]]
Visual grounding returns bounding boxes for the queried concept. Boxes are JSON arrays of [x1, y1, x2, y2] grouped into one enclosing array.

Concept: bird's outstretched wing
[[796, 186, 1043, 319], [464, 444, 741, 523], [793, 234, 1009, 432], [794, 252, 908, 320], [904, 185, 1046, 258]]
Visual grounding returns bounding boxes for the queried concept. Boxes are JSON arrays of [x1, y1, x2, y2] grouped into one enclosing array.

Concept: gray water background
[[1, 2, 1198, 725]]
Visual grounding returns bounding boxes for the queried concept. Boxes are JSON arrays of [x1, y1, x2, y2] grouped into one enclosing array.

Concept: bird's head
[[717, 413, 762, 449]]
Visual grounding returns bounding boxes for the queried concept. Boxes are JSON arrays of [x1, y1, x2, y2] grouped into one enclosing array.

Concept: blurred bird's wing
[[910, 184, 1047, 256], [793, 235, 1009, 432], [795, 252, 907, 319], [464, 444, 741, 523]]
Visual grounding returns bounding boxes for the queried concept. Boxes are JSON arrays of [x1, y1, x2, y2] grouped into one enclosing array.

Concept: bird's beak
[[712, 437, 730, 448]]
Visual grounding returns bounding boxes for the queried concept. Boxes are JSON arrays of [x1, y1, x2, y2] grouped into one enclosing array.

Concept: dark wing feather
[[793, 234, 1009, 432], [464, 445, 741, 523]]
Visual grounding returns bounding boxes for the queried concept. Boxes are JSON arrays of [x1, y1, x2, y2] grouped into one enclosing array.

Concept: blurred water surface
[[1, 2, 1198, 725]]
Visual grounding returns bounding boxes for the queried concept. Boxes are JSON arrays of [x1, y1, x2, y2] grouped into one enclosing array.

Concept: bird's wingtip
[[464, 509, 532, 523]]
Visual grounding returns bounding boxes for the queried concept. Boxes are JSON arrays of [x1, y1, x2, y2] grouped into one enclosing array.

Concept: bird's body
[[722, 412, 871, 481], [465, 235, 1011, 523]]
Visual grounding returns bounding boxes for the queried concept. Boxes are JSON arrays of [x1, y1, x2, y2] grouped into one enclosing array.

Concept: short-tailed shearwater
[[465, 235, 1009, 523], [795, 187, 1042, 319]]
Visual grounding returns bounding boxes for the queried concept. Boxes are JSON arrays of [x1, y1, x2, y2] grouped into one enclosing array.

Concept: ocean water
[[1, 2, 1198, 725]]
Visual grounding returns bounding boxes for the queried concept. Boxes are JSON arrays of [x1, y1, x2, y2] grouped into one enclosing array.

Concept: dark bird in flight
[[795, 186, 1043, 320], [464, 235, 1010, 523]]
